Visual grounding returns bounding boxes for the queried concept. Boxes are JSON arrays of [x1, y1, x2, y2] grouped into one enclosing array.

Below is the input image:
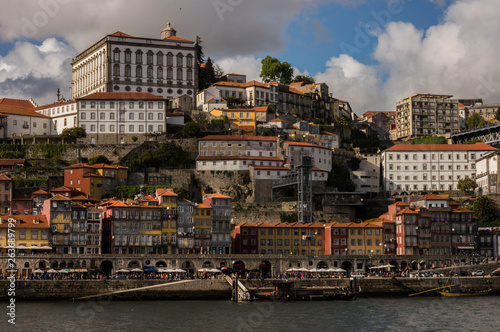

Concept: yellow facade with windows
[[346, 222, 384, 255], [156, 188, 178, 254]]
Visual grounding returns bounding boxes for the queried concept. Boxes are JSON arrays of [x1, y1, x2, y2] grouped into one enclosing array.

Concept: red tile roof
[[0, 215, 49, 229], [163, 35, 194, 43], [109, 31, 135, 38], [77, 92, 165, 100], [253, 166, 289, 171], [384, 143, 498, 152], [32, 189, 49, 195], [417, 194, 448, 201], [0, 98, 35, 109], [200, 135, 280, 142], [285, 141, 330, 149], [156, 188, 178, 197], [35, 100, 75, 111], [207, 97, 226, 103], [204, 193, 231, 199], [197, 156, 283, 162], [0, 174, 12, 181]]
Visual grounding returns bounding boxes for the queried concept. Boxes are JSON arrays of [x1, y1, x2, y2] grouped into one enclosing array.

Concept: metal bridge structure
[[451, 123, 500, 146], [272, 156, 313, 223]]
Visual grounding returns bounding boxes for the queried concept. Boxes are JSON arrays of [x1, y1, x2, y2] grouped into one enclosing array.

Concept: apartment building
[[196, 135, 282, 171], [395, 94, 459, 139], [381, 143, 498, 192], [233, 222, 325, 256], [203, 193, 232, 255]]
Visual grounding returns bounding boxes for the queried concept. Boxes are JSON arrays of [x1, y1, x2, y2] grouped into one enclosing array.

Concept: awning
[[457, 246, 475, 250]]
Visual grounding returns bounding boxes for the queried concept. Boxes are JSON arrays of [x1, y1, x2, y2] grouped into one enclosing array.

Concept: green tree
[[131, 136, 138, 143], [410, 135, 448, 144], [467, 113, 486, 128], [198, 57, 217, 91], [182, 122, 202, 138], [457, 176, 478, 194], [88, 155, 111, 165], [495, 107, 500, 122], [473, 196, 496, 223], [61, 127, 86, 141], [259, 56, 293, 84], [293, 74, 315, 84]]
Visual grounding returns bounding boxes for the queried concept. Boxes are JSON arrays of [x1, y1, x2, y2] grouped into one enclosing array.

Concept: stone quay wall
[[0, 279, 231, 301]]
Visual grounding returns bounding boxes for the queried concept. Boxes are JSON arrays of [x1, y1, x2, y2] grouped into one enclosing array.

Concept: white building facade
[[352, 151, 380, 194], [71, 23, 197, 102], [382, 143, 498, 193], [475, 151, 500, 195], [77, 92, 167, 144]]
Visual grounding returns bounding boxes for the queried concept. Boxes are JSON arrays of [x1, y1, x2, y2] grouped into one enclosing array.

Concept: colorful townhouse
[[156, 188, 178, 254], [64, 163, 128, 200], [233, 222, 325, 256], [194, 203, 212, 254], [203, 193, 232, 254]]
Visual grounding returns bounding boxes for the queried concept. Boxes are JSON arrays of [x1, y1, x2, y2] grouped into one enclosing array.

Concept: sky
[[0, 0, 499, 115]]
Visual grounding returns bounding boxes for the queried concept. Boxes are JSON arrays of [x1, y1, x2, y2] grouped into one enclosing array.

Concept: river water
[[3, 296, 499, 332]]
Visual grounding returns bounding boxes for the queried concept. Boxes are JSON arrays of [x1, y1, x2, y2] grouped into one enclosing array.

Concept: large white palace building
[[381, 143, 498, 193], [71, 23, 197, 103]]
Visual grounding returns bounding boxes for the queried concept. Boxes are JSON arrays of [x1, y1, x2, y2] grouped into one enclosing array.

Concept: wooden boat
[[253, 281, 356, 301], [437, 288, 491, 297]]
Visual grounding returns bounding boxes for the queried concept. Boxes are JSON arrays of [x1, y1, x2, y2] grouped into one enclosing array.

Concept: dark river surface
[[3, 296, 499, 331]]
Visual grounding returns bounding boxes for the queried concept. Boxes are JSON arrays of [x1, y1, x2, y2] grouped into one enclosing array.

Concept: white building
[[77, 92, 167, 144], [196, 135, 283, 171], [35, 100, 78, 135], [475, 151, 500, 195], [71, 23, 197, 102], [0, 98, 51, 139], [381, 143, 498, 193], [352, 150, 380, 194], [281, 141, 332, 173]]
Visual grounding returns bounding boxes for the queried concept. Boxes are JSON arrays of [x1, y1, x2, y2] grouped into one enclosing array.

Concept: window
[[100, 112, 105, 120]]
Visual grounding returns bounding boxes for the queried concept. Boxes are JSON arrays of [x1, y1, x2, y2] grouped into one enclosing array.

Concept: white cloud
[[314, 0, 500, 113], [0, 38, 75, 104], [216, 55, 263, 82]]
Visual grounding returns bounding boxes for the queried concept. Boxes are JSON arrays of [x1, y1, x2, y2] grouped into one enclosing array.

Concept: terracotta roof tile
[[0, 215, 49, 229], [385, 143, 498, 152], [77, 92, 165, 100]]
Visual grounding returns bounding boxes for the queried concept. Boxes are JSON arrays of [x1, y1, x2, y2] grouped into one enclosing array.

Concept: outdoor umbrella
[[46, 269, 58, 273], [131, 268, 143, 273], [34, 269, 44, 273], [117, 269, 130, 273]]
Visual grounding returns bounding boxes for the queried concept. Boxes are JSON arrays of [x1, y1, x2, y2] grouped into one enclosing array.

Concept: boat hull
[[437, 289, 491, 297]]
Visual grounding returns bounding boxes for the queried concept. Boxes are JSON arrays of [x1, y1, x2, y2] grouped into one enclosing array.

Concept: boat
[[437, 287, 491, 297], [253, 281, 356, 301]]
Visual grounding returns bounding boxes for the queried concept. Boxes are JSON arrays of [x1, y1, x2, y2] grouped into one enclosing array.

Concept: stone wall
[[0, 279, 231, 301]]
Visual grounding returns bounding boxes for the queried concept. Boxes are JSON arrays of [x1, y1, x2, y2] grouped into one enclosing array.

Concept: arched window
[[176, 53, 183, 67], [157, 52, 163, 66], [147, 51, 154, 65], [167, 53, 173, 66], [125, 65, 131, 77], [157, 67, 163, 79], [136, 66, 142, 77], [187, 69, 192, 81], [113, 64, 120, 76], [135, 50, 143, 64], [147, 66, 153, 78], [177, 68, 183, 80], [113, 48, 120, 62], [124, 49, 132, 63], [186, 54, 193, 68], [167, 67, 173, 80]]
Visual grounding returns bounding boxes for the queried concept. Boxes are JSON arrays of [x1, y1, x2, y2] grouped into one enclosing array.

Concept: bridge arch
[[202, 261, 214, 268], [101, 260, 114, 276], [127, 260, 141, 269], [155, 260, 167, 268], [260, 261, 272, 277], [411, 260, 418, 270], [341, 261, 353, 272], [36, 260, 48, 269], [181, 260, 195, 274], [317, 261, 329, 269], [233, 261, 245, 271]]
